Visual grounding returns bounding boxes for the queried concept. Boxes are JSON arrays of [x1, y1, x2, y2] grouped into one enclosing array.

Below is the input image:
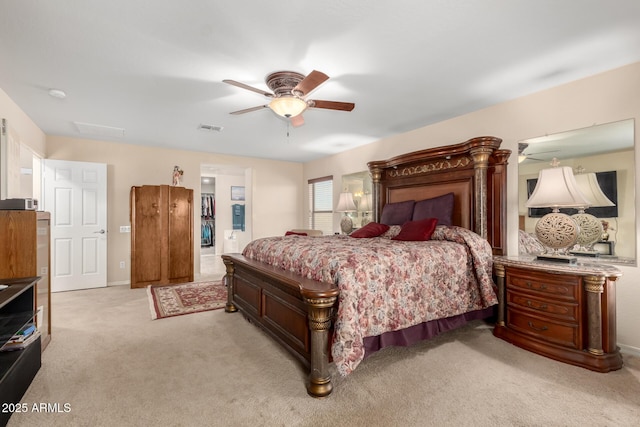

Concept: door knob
[[93, 229, 106, 234]]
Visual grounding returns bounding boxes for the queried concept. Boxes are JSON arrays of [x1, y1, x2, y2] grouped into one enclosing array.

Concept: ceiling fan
[[223, 70, 355, 127], [518, 142, 559, 163]]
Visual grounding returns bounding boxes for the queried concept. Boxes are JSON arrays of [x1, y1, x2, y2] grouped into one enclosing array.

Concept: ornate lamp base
[[570, 212, 604, 257], [534, 211, 579, 264], [361, 213, 372, 227], [340, 214, 353, 234]]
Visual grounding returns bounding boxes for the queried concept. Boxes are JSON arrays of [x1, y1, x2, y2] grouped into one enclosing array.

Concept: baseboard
[[619, 343, 640, 357], [107, 281, 130, 287]]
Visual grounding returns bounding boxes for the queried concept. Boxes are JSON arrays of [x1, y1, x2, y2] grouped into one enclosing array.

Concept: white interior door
[[43, 159, 107, 292]]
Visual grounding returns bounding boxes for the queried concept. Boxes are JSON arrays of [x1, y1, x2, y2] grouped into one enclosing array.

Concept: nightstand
[[493, 255, 623, 372]]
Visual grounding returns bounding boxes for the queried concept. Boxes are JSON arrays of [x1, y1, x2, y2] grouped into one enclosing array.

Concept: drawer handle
[[526, 300, 548, 310], [527, 321, 548, 332], [526, 281, 546, 290]]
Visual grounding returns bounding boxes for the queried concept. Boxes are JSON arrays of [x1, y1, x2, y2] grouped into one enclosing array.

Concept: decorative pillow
[[285, 231, 307, 236], [379, 225, 402, 239], [412, 192, 455, 226], [392, 218, 439, 241], [349, 222, 390, 238], [380, 200, 415, 225]]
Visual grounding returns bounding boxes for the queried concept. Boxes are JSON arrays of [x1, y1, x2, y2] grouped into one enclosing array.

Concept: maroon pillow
[[412, 192, 454, 226], [285, 231, 307, 236], [350, 222, 390, 238], [380, 200, 415, 225], [392, 218, 438, 241]]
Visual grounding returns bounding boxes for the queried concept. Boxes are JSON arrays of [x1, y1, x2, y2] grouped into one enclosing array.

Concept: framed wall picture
[[231, 186, 245, 201], [592, 240, 615, 256]]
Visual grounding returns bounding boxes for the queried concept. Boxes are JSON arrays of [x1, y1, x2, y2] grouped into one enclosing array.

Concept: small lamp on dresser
[[359, 193, 372, 227], [570, 169, 615, 256], [336, 192, 357, 234], [525, 159, 591, 263]]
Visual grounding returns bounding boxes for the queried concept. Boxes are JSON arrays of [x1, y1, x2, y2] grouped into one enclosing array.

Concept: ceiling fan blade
[[223, 79, 274, 98], [309, 99, 355, 112], [518, 142, 529, 154], [290, 114, 305, 127], [293, 70, 329, 96], [229, 105, 268, 115], [527, 149, 560, 156]]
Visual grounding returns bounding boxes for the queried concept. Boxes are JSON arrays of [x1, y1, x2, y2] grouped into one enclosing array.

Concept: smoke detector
[[48, 88, 66, 99], [198, 124, 224, 132]]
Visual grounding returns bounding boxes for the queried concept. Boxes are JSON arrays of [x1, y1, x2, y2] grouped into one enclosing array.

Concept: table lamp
[[570, 170, 615, 256], [359, 193, 372, 227], [525, 160, 591, 263], [336, 192, 357, 234]]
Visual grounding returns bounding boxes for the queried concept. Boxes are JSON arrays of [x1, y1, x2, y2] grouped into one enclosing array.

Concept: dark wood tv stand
[[0, 277, 41, 426]]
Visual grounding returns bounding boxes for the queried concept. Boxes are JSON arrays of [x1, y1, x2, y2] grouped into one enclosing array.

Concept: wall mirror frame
[[518, 118, 636, 264]]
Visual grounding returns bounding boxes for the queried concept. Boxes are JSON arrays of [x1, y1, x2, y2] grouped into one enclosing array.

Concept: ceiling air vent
[[74, 122, 125, 138], [198, 124, 224, 132]]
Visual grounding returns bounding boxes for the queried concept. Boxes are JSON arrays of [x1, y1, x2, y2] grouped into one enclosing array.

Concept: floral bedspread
[[241, 226, 497, 376]]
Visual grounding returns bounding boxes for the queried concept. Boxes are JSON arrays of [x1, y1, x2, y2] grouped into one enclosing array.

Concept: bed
[[222, 136, 510, 397]]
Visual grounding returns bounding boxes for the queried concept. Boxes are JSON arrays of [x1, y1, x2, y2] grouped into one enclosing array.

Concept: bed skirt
[[363, 305, 496, 355]]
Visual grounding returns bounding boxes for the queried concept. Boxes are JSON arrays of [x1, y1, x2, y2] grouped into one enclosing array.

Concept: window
[[308, 176, 333, 235]]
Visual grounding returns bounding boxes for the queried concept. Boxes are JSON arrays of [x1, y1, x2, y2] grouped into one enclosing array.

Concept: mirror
[[518, 119, 635, 263], [341, 171, 373, 228]]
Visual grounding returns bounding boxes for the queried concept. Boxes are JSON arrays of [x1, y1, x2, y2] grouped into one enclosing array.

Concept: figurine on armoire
[[172, 166, 183, 186]]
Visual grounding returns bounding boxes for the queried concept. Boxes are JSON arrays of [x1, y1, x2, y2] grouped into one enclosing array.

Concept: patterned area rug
[[147, 281, 227, 320]]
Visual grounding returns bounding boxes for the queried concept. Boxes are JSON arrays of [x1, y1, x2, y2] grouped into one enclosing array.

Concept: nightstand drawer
[[507, 270, 579, 302], [508, 291, 578, 322], [507, 309, 579, 349]]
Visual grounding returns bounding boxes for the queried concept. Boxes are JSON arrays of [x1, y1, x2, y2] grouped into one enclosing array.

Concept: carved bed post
[[222, 257, 237, 313], [369, 167, 382, 223], [302, 292, 339, 398], [469, 146, 493, 239]]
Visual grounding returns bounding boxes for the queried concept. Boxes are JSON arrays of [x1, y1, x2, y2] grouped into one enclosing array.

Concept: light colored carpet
[[8, 283, 640, 427]]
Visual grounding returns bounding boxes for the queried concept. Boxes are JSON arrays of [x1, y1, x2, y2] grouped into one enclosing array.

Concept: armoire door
[[130, 185, 163, 286], [0, 210, 37, 278], [167, 186, 193, 283]]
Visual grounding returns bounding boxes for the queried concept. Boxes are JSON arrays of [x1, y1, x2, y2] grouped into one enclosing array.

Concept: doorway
[[199, 164, 252, 280]]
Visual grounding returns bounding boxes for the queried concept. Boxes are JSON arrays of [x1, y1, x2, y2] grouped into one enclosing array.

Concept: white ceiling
[[1, 1, 640, 163]]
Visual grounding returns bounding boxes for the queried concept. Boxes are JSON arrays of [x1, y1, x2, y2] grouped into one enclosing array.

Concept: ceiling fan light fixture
[[269, 96, 308, 118]]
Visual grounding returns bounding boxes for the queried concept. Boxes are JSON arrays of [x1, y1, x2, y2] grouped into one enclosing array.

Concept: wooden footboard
[[222, 253, 339, 397]]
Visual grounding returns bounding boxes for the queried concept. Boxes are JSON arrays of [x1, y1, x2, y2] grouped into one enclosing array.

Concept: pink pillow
[[392, 218, 438, 241], [285, 231, 307, 236], [350, 222, 390, 238]]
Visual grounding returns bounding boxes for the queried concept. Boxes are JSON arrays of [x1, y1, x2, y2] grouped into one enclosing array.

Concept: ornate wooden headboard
[[367, 136, 511, 255]]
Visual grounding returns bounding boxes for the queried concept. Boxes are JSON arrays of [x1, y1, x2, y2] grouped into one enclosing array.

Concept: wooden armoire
[[0, 210, 52, 351], [130, 185, 194, 288]]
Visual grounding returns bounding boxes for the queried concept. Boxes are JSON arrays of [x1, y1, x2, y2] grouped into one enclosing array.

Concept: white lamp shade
[[336, 192, 357, 212], [269, 96, 308, 117], [526, 166, 591, 208], [359, 194, 372, 212], [574, 173, 615, 208]]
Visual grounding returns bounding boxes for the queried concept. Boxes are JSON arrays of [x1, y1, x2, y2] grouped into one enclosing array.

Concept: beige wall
[[0, 88, 46, 156], [0, 88, 46, 199], [46, 136, 304, 284], [304, 62, 640, 354]]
